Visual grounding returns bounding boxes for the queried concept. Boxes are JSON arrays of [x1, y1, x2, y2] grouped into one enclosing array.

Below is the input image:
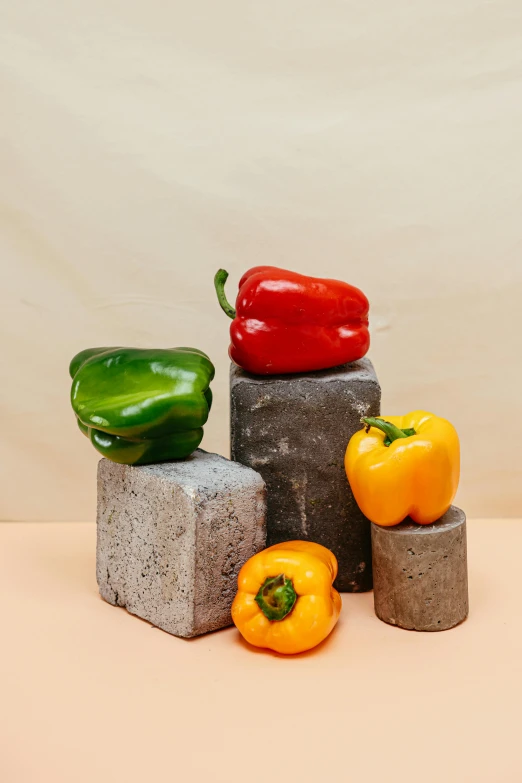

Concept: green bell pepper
[[69, 346, 215, 465]]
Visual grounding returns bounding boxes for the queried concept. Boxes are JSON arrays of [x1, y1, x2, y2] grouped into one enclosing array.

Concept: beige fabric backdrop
[[1, 1, 521, 521]]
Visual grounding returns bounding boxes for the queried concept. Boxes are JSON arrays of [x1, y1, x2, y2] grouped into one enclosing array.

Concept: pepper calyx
[[214, 269, 236, 319], [255, 574, 297, 621], [361, 417, 416, 447]]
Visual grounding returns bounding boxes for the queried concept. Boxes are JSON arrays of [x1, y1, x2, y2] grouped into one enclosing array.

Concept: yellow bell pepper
[[345, 411, 460, 527], [231, 541, 342, 654]]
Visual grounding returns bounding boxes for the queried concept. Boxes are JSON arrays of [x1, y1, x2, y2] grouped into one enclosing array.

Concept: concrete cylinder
[[371, 506, 469, 631], [230, 358, 381, 592]]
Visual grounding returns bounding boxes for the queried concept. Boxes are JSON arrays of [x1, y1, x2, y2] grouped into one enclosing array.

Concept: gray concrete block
[[230, 359, 381, 592], [371, 506, 469, 631], [96, 450, 266, 637]]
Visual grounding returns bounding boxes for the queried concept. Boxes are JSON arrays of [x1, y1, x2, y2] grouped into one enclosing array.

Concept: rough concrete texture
[[371, 506, 469, 631], [230, 358, 381, 592], [96, 449, 266, 638]]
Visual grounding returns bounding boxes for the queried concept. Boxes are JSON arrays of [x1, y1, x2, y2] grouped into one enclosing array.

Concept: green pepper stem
[[255, 574, 297, 622], [214, 269, 236, 319], [361, 417, 416, 445]]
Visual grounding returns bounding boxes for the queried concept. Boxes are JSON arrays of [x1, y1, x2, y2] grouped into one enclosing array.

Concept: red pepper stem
[[361, 417, 415, 444], [214, 269, 236, 319]]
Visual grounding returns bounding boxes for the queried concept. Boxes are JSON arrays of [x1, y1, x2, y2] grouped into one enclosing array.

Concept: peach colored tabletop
[[1, 520, 521, 783]]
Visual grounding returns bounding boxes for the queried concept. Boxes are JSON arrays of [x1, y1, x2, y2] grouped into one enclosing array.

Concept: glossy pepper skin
[[231, 541, 342, 654], [69, 347, 214, 465], [214, 266, 370, 375], [345, 411, 460, 527]]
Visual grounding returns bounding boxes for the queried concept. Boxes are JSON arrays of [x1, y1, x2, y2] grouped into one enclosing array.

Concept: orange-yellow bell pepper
[[231, 541, 342, 654], [345, 411, 460, 527]]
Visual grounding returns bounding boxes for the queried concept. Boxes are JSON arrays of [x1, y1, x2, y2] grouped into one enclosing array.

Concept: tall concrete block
[[96, 450, 266, 638], [230, 359, 381, 592]]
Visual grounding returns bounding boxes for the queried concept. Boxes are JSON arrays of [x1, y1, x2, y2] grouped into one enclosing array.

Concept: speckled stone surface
[[371, 506, 469, 631], [230, 359, 381, 592], [96, 450, 266, 638]]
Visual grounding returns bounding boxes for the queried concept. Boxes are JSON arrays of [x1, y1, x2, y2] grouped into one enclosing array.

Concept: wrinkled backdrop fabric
[[1, 0, 521, 520]]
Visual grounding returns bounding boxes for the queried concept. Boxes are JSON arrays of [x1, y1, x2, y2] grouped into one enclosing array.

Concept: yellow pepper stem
[[361, 417, 416, 447], [255, 574, 297, 621]]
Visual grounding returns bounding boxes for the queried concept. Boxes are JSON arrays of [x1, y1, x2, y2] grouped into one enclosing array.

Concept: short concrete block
[[96, 450, 266, 638], [230, 358, 381, 592], [371, 506, 469, 631]]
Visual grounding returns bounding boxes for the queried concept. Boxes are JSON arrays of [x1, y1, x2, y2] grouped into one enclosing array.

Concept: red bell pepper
[[214, 266, 370, 375]]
